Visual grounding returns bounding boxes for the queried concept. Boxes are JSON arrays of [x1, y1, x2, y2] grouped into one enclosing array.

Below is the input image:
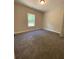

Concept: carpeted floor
[[14, 29, 64, 59]]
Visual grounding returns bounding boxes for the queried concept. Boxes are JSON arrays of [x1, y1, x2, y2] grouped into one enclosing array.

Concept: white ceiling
[[15, 0, 64, 12]]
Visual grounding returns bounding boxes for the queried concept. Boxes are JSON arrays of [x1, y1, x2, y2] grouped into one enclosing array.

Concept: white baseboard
[[43, 28, 60, 34], [14, 28, 42, 34], [14, 30, 27, 34], [14, 28, 61, 34]]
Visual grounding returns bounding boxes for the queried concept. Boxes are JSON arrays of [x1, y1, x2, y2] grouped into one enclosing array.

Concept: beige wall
[[43, 6, 64, 34], [14, 2, 43, 33]]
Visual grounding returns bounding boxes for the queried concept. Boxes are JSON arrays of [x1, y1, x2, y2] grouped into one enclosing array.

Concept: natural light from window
[[27, 13, 35, 27]]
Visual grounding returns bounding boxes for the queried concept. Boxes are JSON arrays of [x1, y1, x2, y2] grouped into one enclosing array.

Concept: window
[[27, 13, 35, 27]]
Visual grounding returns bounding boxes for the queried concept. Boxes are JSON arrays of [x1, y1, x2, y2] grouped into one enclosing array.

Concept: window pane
[[27, 13, 35, 27]]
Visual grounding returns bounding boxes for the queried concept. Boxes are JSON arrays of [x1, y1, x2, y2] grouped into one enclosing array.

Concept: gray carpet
[[14, 29, 64, 59]]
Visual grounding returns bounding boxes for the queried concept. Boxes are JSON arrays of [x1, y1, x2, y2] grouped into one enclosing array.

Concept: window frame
[[27, 13, 36, 27]]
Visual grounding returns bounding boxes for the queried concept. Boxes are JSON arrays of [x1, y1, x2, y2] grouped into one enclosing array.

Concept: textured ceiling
[[15, 0, 64, 12]]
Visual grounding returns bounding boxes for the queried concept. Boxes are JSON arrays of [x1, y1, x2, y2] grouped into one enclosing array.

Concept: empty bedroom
[[14, 0, 64, 59]]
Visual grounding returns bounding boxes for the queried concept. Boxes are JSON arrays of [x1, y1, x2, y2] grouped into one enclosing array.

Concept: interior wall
[[14, 2, 43, 33], [43, 6, 64, 34]]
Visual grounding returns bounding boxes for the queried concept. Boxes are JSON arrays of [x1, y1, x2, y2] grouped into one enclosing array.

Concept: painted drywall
[[43, 6, 64, 33], [14, 2, 43, 33]]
